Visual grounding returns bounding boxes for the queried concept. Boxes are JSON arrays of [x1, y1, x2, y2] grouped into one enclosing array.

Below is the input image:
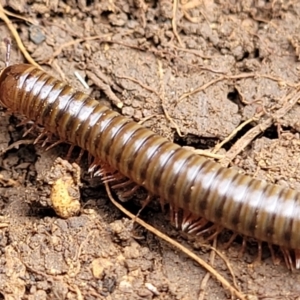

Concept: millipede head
[[0, 63, 33, 111]]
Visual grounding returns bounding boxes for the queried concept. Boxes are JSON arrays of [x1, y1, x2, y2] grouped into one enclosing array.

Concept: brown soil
[[1, 1, 300, 299]]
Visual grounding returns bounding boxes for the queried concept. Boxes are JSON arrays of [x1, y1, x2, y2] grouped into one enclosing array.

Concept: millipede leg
[[102, 174, 124, 183], [268, 243, 280, 266], [169, 205, 180, 229], [222, 232, 238, 250], [23, 123, 37, 137], [41, 133, 54, 148], [181, 211, 196, 231], [140, 194, 152, 209], [117, 184, 139, 200], [205, 226, 223, 242], [66, 144, 75, 160], [294, 249, 300, 269], [75, 148, 85, 164], [111, 179, 134, 189], [34, 130, 47, 144], [252, 241, 262, 266], [45, 139, 64, 151], [159, 198, 166, 213], [196, 223, 218, 237], [88, 159, 101, 173], [88, 152, 93, 166], [281, 247, 293, 270], [187, 218, 209, 234], [137, 194, 152, 217], [17, 118, 31, 128], [94, 163, 116, 177], [238, 237, 247, 258]]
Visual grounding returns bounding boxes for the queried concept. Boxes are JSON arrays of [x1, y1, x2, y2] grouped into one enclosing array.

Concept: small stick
[[74, 71, 89, 90], [221, 87, 300, 166], [104, 181, 248, 300], [3, 37, 11, 66], [198, 238, 217, 300], [172, 0, 184, 47], [212, 115, 261, 154], [86, 70, 123, 108], [0, 4, 43, 70]]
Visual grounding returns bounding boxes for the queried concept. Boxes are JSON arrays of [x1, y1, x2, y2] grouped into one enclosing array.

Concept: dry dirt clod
[[46, 157, 82, 219], [91, 257, 114, 279]]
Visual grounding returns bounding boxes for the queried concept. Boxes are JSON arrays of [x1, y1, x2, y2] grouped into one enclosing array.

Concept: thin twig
[[0, 139, 35, 156], [212, 115, 262, 154], [193, 149, 224, 160], [172, 0, 184, 47], [158, 60, 183, 137], [198, 238, 217, 300], [87, 70, 123, 108], [41, 34, 112, 64], [1, 8, 37, 24], [104, 181, 247, 300], [117, 73, 183, 136], [176, 72, 298, 106], [0, 4, 42, 69], [221, 87, 300, 166], [200, 243, 239, 291]]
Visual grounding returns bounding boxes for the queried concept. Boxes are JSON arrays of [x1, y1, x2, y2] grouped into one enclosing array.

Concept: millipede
[[1, 63, 300, 270]]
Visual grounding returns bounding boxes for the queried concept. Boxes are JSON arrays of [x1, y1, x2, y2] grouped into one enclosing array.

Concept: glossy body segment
[[1, 64, 300, 252]]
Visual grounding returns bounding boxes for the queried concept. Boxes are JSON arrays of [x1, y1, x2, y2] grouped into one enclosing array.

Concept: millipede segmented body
[[1, 64, 300, 268]]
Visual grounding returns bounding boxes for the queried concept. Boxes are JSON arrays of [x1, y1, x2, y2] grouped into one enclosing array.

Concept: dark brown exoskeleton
[[1, 61, 300, 269]]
